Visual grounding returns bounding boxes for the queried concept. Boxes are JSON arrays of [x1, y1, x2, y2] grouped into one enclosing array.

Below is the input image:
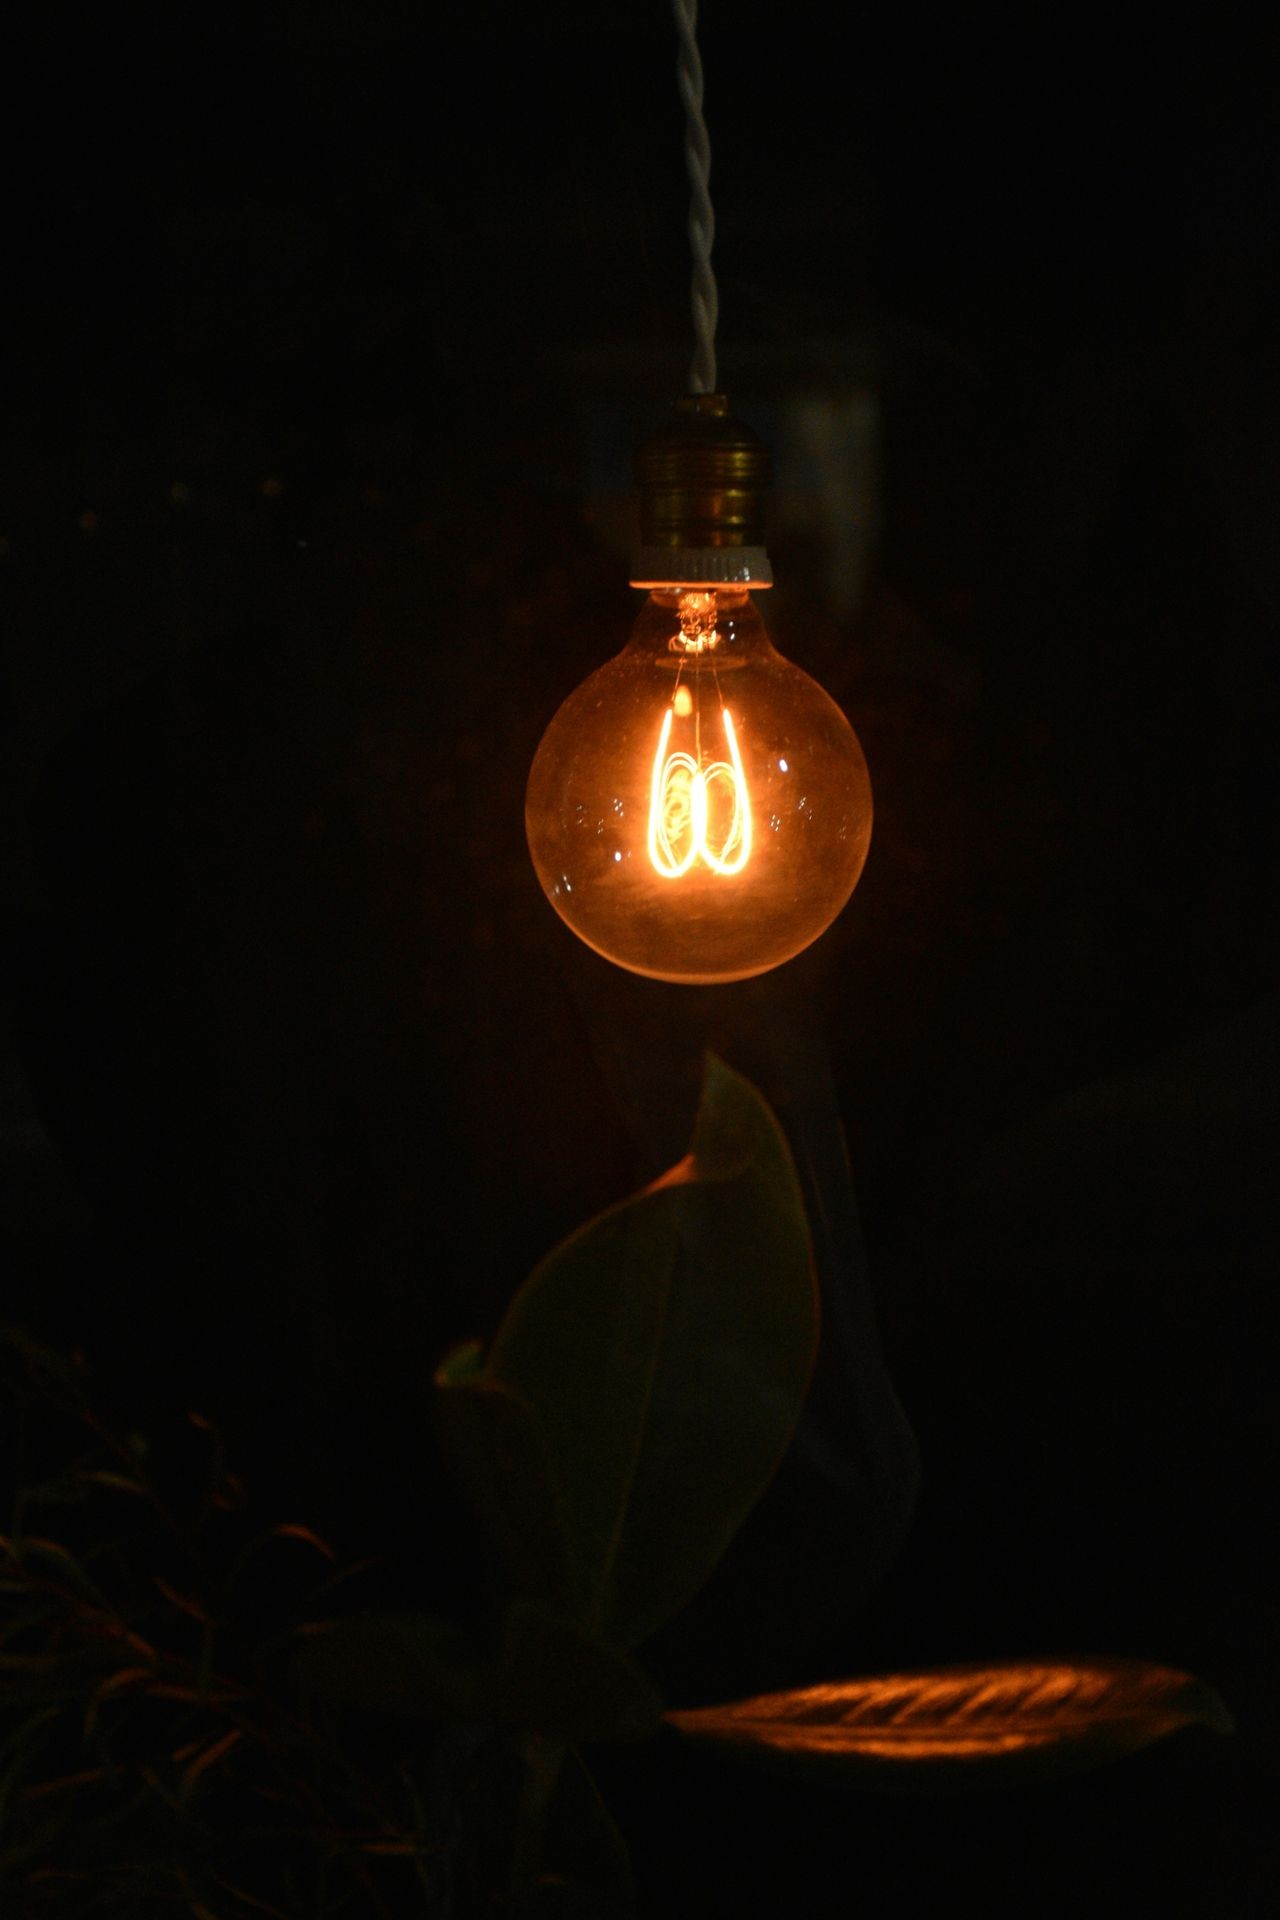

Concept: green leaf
[[295, 1601, 662, 1743], [494, 1602, 661, 1744], [485, 1055, 818, 1647], [434, 1373, 568, 1604], [666, 1656, 1234, 1790], [436, 1338, 485, 1386]]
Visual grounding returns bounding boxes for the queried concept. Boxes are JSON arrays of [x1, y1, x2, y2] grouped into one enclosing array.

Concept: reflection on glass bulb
[[526, 587, 872, 985]]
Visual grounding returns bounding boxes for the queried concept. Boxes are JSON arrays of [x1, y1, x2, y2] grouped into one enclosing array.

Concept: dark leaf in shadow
[[517, 1880, 635, 1919], [295, 1610, 485, 1721], [495, 1602, 661, 1743], [296, 1599, 661, 1743], [536, 1745, 636, 1915], [435, 1363, 569, 1607], [483, 1055, 817, 1648]]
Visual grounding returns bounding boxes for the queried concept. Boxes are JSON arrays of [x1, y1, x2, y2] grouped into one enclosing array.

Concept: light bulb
[[526, 584, 872, 984], [526, 392, 873, 984]]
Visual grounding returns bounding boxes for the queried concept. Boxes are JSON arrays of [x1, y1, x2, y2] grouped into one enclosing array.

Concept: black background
[[2, 4, 1277, 1912]]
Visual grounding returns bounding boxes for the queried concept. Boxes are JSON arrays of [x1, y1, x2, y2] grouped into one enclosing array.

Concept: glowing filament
[[647, 703, 753, 878]]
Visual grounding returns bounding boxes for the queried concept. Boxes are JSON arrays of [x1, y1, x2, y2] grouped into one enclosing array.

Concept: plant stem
[[509, 1735, 565, 1898]]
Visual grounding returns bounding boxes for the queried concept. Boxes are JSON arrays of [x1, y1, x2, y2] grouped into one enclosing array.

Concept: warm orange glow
[[664, 1659, 1235, 1769], [525, 586, 873, 984], [647, 701, 752, 878]]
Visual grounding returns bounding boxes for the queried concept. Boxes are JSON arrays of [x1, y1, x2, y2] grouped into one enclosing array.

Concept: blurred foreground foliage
[[1, 1061, 1230, 1917], [0, 1329, 440, 1916]]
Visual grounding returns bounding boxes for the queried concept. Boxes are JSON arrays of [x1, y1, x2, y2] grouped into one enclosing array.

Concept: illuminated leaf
[[666, 1657, 1234, 1789], [485, 1055, 817, 1648]]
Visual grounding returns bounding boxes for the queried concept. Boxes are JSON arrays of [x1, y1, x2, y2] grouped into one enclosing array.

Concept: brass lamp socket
[[630, 393, 773, 589]]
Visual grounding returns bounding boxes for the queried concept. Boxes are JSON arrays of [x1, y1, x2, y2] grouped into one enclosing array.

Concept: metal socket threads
[[636, 392, 770, 551]]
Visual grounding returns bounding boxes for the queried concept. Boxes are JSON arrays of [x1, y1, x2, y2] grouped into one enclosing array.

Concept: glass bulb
[[526, 588, 872, 984]]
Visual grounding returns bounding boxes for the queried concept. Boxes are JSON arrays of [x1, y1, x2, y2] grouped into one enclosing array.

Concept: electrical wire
[[671, 0, 719, 395]]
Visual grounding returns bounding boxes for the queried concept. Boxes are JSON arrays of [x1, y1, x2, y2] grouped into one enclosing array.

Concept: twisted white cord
[[672, 0, 718, 394]]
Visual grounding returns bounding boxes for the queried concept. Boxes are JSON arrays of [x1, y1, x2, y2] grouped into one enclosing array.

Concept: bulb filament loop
[[647, 705, 753, 878]]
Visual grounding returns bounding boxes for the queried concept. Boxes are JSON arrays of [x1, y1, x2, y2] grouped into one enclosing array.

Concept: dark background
[[2, 3, 1277, 1912]]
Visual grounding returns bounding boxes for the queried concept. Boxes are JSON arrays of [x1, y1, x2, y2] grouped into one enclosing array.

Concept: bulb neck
[[630, 393, 772, 588], [625, 586, 772, 669], [630, 547, 773, 590]]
